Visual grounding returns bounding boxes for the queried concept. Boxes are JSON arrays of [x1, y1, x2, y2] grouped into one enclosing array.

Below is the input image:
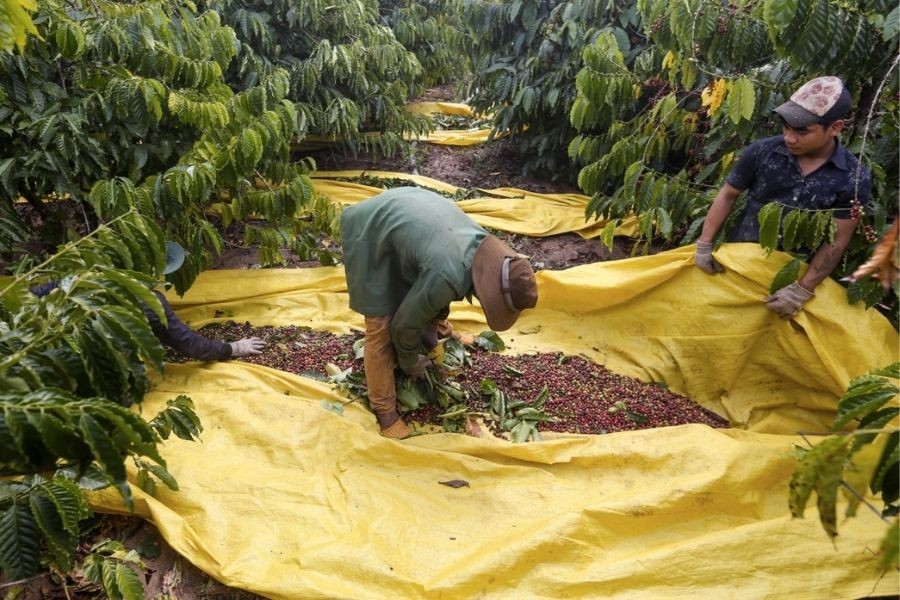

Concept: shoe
[[380, 419, 411, 439]]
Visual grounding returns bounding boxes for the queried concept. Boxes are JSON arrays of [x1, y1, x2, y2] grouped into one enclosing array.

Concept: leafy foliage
[[0, 214, 201, 580], [565, 0, 898, 307], [82, 540, 146, 600], [462, 0, 645, 177], [380, 0, 468, 89], [207, 0, 432, 158], [790, 363, 899, 569], [1, 0, 338, 292], [0, 0, 38, 52]]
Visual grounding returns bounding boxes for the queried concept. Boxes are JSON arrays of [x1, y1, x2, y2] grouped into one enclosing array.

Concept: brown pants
[[363, 315, 397, 415], [363, 315, 454, 415]]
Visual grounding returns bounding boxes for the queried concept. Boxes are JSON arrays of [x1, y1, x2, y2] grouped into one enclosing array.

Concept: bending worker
[[694, 76, 871, 318], [341, 187, 539, 439], [32, 242, 264, 361]]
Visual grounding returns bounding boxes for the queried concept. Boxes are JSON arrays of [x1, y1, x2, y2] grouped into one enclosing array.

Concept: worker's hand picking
[[230, 337, 265, 357], [403, 355, 434, 379], [694, 241, 724, 274]]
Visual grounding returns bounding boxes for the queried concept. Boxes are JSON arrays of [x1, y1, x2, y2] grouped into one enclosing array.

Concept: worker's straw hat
[[471, 235, 538, 331]]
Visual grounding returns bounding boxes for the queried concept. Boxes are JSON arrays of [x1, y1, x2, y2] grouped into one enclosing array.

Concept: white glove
[[694, 240, 724, 274], [764, 282, 814, 319], [230, 337, 265, 357]]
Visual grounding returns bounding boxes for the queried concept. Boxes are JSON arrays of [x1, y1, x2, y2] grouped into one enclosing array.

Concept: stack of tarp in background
[[91, 174, 899, 599]]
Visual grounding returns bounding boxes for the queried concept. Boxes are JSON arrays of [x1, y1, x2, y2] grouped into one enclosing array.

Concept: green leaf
[[116, 562, 145, 600], [396, 377, 426, 411], [871, 431, 899, 495], [509, 420, 534, 443], [833, 376, 899, 429], [781, 207, 806, 251], [757, 202, 783, 253], [98, 306, 165, 374], [79, 413, 127, 484], [100, 557, 118, 598], [815, 436, 851, 538], [473, 331, 505, 352], [770, 258, 800, 294], [25, 411, 90, 462], [40, 478, 91, 535], [805, 210, 832, 250], [599, 219, 617, 252], [29, 491, 76, 571], [99, 270, 164, 323], [727, 77, 755, 125], [883, 4, 900, 41], [764, 0, 800, 36], [851, 407, 899, 452], [152, 398, 202, 442], [0, 503, 41, 579], [789, 435, 850, 539]]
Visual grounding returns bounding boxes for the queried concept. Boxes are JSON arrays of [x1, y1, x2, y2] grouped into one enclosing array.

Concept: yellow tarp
[[311, 170, 640, 238], [89, 239, 898, 598], [296, 102, 492, 149]]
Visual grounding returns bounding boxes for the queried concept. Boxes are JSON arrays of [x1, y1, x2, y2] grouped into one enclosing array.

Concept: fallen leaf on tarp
[[320, 400, 344, 415], [518, 325, 541, 334], [439, 479, 470, 488]]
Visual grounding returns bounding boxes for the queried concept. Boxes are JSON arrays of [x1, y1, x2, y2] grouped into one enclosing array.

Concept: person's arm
[[391, 276, 458, 372], [698, 183, 743, 243], [145, 291, 234, 361], [799, 217, 857, 290], [695, 183, 743, 274], [765, 217, 857, 319]]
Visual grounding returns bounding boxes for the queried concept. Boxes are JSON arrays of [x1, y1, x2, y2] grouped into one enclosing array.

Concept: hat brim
[[164, 241, 185, 275], [471, 235, 520, 332], [773, 101, 820, 128]]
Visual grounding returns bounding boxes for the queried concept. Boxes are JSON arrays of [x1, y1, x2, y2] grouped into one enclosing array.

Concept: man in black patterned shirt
[[694, 76, 871, 318]]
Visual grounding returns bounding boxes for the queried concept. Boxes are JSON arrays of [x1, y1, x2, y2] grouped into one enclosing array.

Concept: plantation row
[[1, 0, 898, 594]]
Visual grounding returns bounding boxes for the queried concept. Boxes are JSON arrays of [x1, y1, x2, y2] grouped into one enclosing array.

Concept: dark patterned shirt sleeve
[[145, 291, 232, 361]]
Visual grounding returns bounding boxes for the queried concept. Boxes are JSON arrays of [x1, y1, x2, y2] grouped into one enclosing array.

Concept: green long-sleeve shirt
[[340, 187, 487, 369]]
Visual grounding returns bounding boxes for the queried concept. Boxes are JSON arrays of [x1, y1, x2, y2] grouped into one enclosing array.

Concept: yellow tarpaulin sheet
[[296, 102, 492, 149], [311, 170, 640, 238], [90, 240, 898, 598]]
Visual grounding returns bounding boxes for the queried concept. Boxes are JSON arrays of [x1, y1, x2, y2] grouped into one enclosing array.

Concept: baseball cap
[[774, 76, 851, 128]]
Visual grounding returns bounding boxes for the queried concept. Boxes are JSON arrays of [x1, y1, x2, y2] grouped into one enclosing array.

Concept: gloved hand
[[764, 282, 814, 319], [230, 337, 265, 357], [421, 325, 439, 351], [694, 240, 724, 274], [402, 355, 433, 379]]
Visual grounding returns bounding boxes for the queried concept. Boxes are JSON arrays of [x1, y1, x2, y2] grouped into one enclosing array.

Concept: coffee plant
[[380, 0, 469, 89], [462, 0, 646, 177], [0, 0, 338, 294], [0, 0, 37, 53], [0, 211, 202, 584], [790, 363, 899, 570], [206, 0, 432, 158], [569, 0, 898, 311]]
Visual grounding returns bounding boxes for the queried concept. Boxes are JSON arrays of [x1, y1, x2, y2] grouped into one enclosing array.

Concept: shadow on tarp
[[90, 240, 897, 599]]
